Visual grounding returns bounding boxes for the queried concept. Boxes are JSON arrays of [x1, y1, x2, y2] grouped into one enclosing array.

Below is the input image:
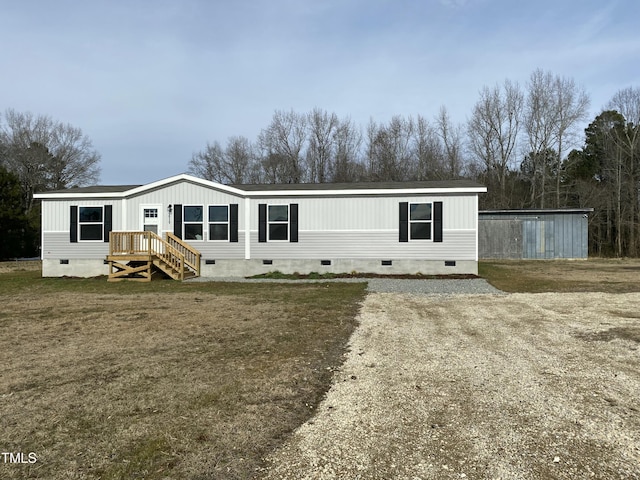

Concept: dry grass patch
[[0, 271, 366, 479], [479, 258, 640, 293], [0, 260, 41, 274]]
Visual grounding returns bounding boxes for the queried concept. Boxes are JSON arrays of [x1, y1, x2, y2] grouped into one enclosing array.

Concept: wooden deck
[[107, 231, 201, 281]]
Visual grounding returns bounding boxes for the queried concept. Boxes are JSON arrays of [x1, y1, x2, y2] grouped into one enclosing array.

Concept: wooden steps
[[107, 231, 201, 282]]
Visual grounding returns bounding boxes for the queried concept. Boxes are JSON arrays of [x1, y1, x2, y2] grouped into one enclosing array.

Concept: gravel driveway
[[261, 290, 640, 479], [191, 277, 502, 295]]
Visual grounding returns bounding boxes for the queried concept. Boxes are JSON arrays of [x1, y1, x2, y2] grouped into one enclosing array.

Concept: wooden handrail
[[165, 232, 201, 277], [109, 231, 198, 280], [109, 231, 155, 256]]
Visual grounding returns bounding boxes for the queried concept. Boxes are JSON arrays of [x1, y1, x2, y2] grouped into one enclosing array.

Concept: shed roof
[[480, 208, 594, 215]]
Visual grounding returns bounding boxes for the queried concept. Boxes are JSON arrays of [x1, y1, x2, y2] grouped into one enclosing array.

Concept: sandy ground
[[262, 292, 640, 479]]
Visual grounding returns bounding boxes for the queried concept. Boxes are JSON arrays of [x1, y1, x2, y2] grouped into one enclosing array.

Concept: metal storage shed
[[479, 209, 593, 260]]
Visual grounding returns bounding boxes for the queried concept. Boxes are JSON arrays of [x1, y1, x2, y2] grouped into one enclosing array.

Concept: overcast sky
[[1, 0, 638, 185]]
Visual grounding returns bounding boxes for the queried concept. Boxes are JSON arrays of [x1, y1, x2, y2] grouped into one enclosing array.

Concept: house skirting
[[43, 259, 110, 277], [42, 258, 478, 278]]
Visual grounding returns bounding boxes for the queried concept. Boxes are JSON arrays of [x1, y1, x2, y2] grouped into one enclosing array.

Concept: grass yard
[[0, 267, 366, 480], [480, 258, 640, 293], [3, 258, 639, 479]]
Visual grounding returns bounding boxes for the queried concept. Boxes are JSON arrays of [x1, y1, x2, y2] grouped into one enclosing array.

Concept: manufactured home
[[33, 174, 487, 280]]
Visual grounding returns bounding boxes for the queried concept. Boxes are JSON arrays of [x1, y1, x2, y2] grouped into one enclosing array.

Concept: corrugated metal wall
[[479, 211, 589, 259]]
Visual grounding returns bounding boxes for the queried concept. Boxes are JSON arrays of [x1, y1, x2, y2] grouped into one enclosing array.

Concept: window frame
[[267, 204, 289, 242], [208, 204, 230, 242], [408, 202, 433, 241], [183, 205, 205, 241], [78, 206, 104, 242]]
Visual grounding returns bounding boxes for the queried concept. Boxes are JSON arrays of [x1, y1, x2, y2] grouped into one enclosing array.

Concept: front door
[[141, 205, 162, 251], [141, 205, 162, 234]]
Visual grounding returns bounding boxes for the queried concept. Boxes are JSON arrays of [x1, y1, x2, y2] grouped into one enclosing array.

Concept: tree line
[[0, 109, 100, 258], [189, 69, 639, 257], [1, 68, 638, 258]]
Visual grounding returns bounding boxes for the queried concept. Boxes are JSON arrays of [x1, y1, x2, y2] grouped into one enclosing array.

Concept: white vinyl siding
[[195, 233, 246, 259], [41, 199, 122, 232], [125, 181, 244, 234], [250, 230, 476, 260], [38, 178, 481, 266], [42, 232, 110, 259], [249, 195, 476, 231]]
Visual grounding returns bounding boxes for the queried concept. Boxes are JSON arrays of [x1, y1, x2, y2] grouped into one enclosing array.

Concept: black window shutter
[[173, 204, 183, 239], [258, 204, 267, 243], [289, 203, 298, 243], [229, 204, 238, 243], [103, 205, 112, 242], [434, 201, 443, 242], [399, 202, 408, 242], [70, 206, 78, 243]]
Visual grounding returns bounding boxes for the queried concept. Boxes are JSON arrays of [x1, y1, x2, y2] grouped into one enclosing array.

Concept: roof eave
[[243, 187, 487, 196], [33, 174, 487, 199], [33, 173, 248, 199], [33, 191, 127, 199], [480, 208, 594, 215]]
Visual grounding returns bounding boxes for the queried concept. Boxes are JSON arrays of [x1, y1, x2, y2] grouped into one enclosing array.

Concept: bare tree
[[523, 69, 590, 208], [189, 136, 255, 184], [366, 116, 415, 181], [412, 114, 445, 180], [257, 110, 307, 183], [224, 136, 253, 184], [0, 109, 100, 212], [607, 87, 640, 254], [435, 106, 465, 178], [467, 80, 523, 207], [306, 108, 338, 183], [523, 69, 557, 207], [552, 75, 590, 207], [188, 141, 226, 183], [332, 116, 364, 182]]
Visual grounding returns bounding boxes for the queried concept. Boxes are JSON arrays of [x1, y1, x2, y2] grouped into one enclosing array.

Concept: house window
[[268, 205, 288, 241], [144, 208, 158, 220], [410, 203, 432, 240], [208, 205, 229, 241], [79, 206, 103, 241], [183, 206, 204, 240]]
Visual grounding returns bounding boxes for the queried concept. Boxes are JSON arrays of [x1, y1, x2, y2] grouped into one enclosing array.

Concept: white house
[[33, 174, 487, 280]]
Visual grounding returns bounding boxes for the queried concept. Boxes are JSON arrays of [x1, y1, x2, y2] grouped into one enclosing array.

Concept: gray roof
[[230, 179, 485, 191], [40, 185, 142, 194], [40, 179, 484, 195], [480, 208, 594, 215]]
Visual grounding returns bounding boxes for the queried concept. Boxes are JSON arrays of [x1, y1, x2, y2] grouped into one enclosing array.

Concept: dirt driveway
[[262, 292, 640, 479]]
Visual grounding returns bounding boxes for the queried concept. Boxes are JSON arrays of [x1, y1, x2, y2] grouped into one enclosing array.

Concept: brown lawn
[[0, 267, 366, 479]]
